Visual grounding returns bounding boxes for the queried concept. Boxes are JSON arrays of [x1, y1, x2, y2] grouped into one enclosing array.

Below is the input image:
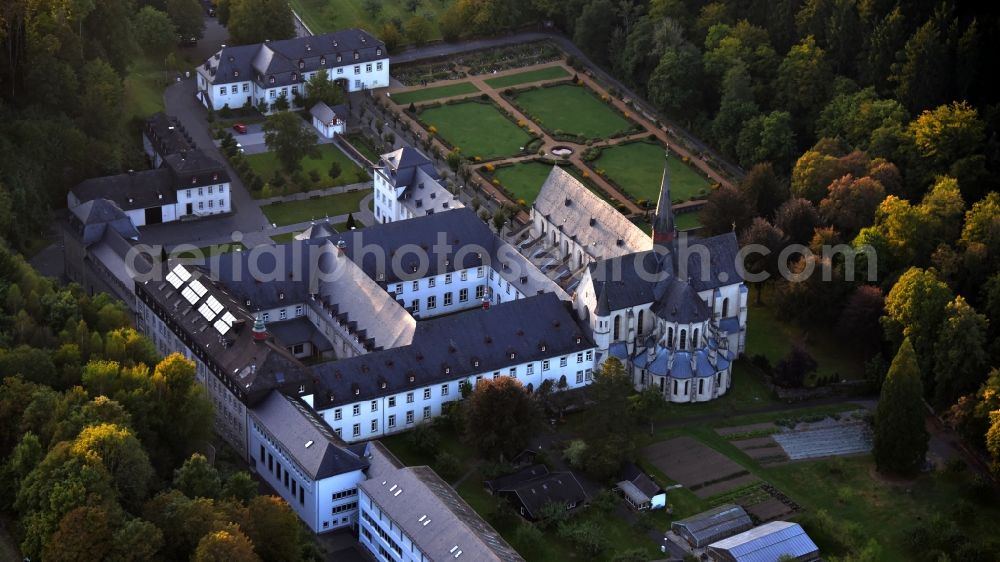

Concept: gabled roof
[[499, 470, 587, 519], [72, 169, 177, 211], [249, 391, 367, 480], [312, 292, 591, 408], [379, 147, 439, 188], [620, 463, 663, 498], [144, 113, 195, 160], [360, 466, 524, 562], [69, 199, 139, 245], [309, 102, 347, 124], [533, 166, 650, 260], [486, 464, 549, 491], [295, 222, 335, 240], [707, 521, 819, 562]]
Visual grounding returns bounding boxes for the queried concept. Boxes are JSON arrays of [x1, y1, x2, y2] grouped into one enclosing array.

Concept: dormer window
[[509, 352, 516, 360], [233, 70, 239, 78], [376, 48, 382, 56], [336, 55, 342, 62], [212, 173, 219, 181], [320, 56, 326, 65], [269, 75, 275, 84], [298, 60, 304, 69], [245, 299, 251, 306], [353, 51, 359, 60], [291, 72, 298, 81], [191, 176, 197, 184]]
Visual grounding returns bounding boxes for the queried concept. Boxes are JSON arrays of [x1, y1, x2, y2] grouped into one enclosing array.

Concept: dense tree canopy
[[463, 376, 540, 459]]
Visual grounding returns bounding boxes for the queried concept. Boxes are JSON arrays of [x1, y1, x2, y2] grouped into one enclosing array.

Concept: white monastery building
[[373, 147, 463, 223], [197, 29, 389, 113]]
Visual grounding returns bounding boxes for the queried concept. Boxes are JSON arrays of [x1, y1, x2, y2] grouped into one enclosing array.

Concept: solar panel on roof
[[213, 319, 230, 335], [181, 286, 200, 305], [166, 272, 183, 288], [205, 295, 224, 314], [172, 264, 191, 282], [188, 279, 207, 297], [221, 311, 237, 326], [198, 302, 218, 321]]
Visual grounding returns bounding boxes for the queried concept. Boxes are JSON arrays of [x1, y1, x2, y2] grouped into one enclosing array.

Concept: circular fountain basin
[[551, 146, 574, 157]]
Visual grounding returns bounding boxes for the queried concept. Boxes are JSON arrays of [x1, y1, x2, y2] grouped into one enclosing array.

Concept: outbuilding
[[310, 102, 348, 138]]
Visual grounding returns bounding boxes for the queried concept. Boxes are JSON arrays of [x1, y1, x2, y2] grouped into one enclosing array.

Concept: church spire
[[652, 150, 675, 246]]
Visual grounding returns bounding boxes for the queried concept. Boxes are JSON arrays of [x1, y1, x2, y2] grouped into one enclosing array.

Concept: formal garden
[[244, 144, 367, 197], [417, 100, 536, 160], [589, 139, 713, 204], [484, 66, 570, 89], [487, 160, 614, 207], [507, 82, 638, 141], [391, 82, 480, 105]]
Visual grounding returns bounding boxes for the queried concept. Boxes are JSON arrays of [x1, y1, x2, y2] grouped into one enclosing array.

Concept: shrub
[[270, 172, 285, 189], [479, 93, 489, 100], [484, 163, 495, 173], [308, 169, 321, 183], [434, 451, 462, 481], [249, 175, 264, 192]]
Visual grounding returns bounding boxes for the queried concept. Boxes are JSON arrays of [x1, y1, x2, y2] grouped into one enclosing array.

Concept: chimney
[[252, 313, 268, 342]]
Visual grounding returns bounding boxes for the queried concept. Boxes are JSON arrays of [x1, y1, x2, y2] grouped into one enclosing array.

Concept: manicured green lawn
[[172, 242, 246, 259], [419, 101, 532, 160], [485, 66, 570, 88], [493, 161, 557, 204], [674, 212, 702, 231], [246, 144, 366, 190], [269, 231, 299, 244], [289, 0, 454, 41], [261, 190, 371, 226], [341, 132, 382, 163], [746, 295, 866, 382], [513, 83, 632, 139], [594, 140, 711, 203], [392, 82, 480, 105]]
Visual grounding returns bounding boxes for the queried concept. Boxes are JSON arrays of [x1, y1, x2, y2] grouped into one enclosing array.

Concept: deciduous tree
[[464, 377, 540, 460], [739, 162, 787, 220], [933, 297, 989, 410], [882, 267, 953, 387], [227, 0, 295, 45], [166, 0, 205, 41], [699, 185, 752, 236], [819, 175, 886, 237], [774, 197, 819, 245], [135, 7, 177, 60], [175, 453, 221, 499], [263, 111, 320, 174], [193, 524, 260, 562]]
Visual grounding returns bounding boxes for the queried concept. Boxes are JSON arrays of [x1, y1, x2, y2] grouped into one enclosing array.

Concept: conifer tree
[[874, 339, 929, 474]]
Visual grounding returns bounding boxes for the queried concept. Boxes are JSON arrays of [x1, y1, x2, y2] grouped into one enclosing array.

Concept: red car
[[232, 123, 248, 134]]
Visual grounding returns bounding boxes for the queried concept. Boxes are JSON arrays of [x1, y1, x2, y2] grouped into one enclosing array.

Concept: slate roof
[[485, 464, 550, 492], [587, 232, 742, 315], [268, 316, 334, 352], [533, 166, 650, 260], [497, 470, 587, 520], [71, 149, 227, 211], [620, 463, 663, 498], [379, 147, 439, 188], [144, 113, 194, 160], [249, 391, 368, 479], [309, 102, 347, 124], [203, 30, 386, 87], [69, 199, 139, 245], [707, 521, 819, 562], [311, 292, 591, 409], [72, 169, 177, 211], [361, 466, 524, 562], [671, 504, 753, 548], [136, 260, 314, 405], [295, 222, 335, 240]]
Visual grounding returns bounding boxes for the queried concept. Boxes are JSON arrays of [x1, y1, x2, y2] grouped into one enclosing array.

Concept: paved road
[[391, 30, 744, 181]]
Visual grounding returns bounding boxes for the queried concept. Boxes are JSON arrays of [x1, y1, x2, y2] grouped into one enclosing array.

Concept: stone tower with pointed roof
[[652, 151, 675, 245]]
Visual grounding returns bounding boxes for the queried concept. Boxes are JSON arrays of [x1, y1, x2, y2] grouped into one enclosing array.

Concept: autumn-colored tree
[[700, 185, 753, 235], [71, 423, 154, 510], [882, 267, 953, 390], [739, 162, 787, 219], [464, 376, 540, 460], [42, 506, 115, 562], [774, 197, 820, 245], [243, 495, 304, 562], [874, 339, 928, 474], [819, 175, 886, 237], [193, 524, 261, 562]]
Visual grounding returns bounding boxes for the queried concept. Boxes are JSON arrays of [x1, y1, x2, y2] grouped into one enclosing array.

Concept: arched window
[[637, 310, 644, 336], [679, 329, 687, 350], [722, 297, 730, 317], [667, 327, 674, 348], [692, 328, 699, 347], [613, 316, 621, 341]]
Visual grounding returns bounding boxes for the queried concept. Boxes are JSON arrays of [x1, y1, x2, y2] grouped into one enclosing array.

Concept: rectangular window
[[445, 274, 452, 284], [586, 350, 593, 361], [576, 371, 584, 384], [292, 480, 297, 496], [406, 392, 414, 403], [269, 90, 276, 99], [576, 352, 584, 363], [208, 200, 214, 208], [259, 444, 265, 462], [476, 285, 486, 299], [406, 410, 414, 424], [353, 423, 360, 437], [509, 368, 516, 378], [295, 305, 303, 317], [412, 280, 419, 291], [423, 406, 431, 420], [371, 419, 378, 432], [352, 404, 360, 416], [411, 300, 419, 312], [585, 369, 593, 382], [198, 187, 204, 196], [366, 63, 372, 72], [527, 363, 534, 375], [219, 87, 226, 95], [493, 371, 500, 379], [478, 267, 485, 278], [354, 65, 360, 74], [299, 487, 304, 505], [428, 278, 436, 288], [388, 414, 396, 428], [395, 283, 403, 294], [427, 295, 436, 309], [334, 408, 342, 421], [243, 83, 249, 92], [231, 85, 238, 94], [542, 360, 550, 371], [459, 288, 468, 302], [208, 186, 213, 194], [441, 384, 449, 396], [337, 68, 343, 74], [388, 396, 396, 408], [334, 428, 342, 437], [279, 309, 287, 320], [560, 356, 568, 368], [461, 270, 468, 281], [218, 199, 224, 207], [371, 400, 378, 412], [423, 388, 431, 400], [268, 453, 273, 472], [377, 62, 383, 71], [443, 292, 452, 306]]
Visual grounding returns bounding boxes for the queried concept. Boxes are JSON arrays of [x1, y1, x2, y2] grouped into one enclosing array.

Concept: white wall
[[359, 490, 423, 562]]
